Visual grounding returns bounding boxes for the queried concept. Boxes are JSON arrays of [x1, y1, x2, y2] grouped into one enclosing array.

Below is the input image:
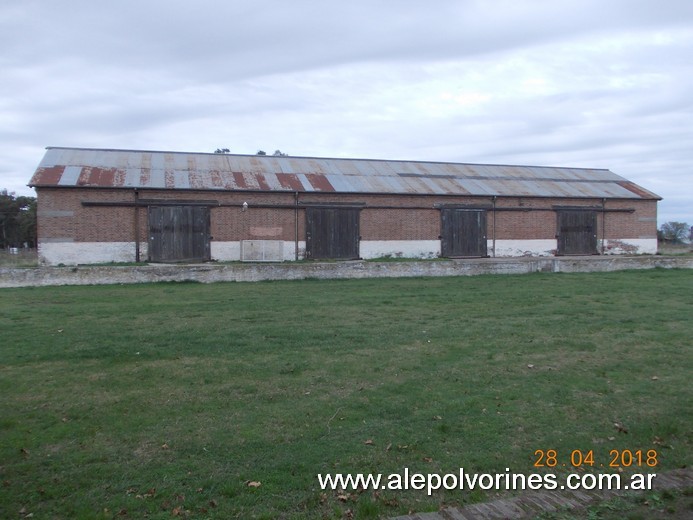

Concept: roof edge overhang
[[28, 184, 662, 201]]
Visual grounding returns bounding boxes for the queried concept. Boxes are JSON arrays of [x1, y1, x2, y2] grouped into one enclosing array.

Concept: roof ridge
[[43, 146, 611, 172]]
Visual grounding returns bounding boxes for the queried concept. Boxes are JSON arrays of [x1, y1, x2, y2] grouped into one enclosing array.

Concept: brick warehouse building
[[28, 147, 660, 266]]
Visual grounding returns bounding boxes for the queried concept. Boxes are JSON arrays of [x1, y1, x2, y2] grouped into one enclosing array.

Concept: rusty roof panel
[[79, 167, 114, 187], [27, 147, 661, 200], [188, 170, 208, 190], [173, 170, 190, 189], [275, 173, 304, 191], [254, 174, 271, 191], [258, 172, 282, 191], [617, 181, 660, 199], [32, 165, 64, 184], [292, 173, 310, 191], [304, 174, 333, 191]]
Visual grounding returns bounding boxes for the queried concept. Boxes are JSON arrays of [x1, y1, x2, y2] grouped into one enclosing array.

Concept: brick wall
[[36, 188, 658, 249], [38, 189, 138, 242], [603, 199, 657, 239]]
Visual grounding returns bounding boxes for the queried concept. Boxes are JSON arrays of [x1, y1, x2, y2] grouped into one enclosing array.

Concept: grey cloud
[[5, 1, 693, 79], [1, 0, 692, 226]]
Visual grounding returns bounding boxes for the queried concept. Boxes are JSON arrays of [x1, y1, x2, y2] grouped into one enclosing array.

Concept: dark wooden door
[[441, 208, 487, 258], [556, 210, 597, 255], [306, 207, 360, 260], [148, 206, 210, 262]]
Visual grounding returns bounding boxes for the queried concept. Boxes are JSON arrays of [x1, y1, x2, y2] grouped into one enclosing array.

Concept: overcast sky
[[2, 0, 692, 225]]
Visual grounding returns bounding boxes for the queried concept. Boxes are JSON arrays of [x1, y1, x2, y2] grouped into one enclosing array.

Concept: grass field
[[0, 270, 691, 519]]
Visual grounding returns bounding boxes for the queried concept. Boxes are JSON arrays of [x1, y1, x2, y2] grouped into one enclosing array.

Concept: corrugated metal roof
[[28, 147, 661, 199]]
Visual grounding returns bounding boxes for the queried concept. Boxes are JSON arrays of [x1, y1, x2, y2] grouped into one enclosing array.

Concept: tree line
[[214, 148, 288, 156], [0, 190, 37, 249]]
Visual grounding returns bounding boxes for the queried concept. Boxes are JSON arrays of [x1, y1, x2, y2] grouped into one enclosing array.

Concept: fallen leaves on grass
[[363, 439, 374, 446], [373, 491, 400, 508], [134, 488, 156, 499], [652, 436, 673, 448], [613, 422, 628, 434]]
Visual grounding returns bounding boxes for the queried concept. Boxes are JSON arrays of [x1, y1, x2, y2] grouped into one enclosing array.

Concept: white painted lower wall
[[491, 238, 657, 257], [38, 241, 148, 266], [603, 238, 657, 255], [284, 241, 306, 261], [38, 237, 658, 265], [491, 239, 557, 257], [210, 241, 241, 262], [360, 240, 440, 259], [211, 241, 305, 262], [240, 240, 284, 262]]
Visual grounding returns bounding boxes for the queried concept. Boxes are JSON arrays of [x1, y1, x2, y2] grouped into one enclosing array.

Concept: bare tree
[[659, 221, 690, 243]]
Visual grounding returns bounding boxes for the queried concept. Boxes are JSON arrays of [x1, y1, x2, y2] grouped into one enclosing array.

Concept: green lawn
[[0, 270, 691, 519]]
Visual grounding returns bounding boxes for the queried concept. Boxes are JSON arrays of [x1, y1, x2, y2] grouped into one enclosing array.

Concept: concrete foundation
[[1, 256, 691, 288]]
